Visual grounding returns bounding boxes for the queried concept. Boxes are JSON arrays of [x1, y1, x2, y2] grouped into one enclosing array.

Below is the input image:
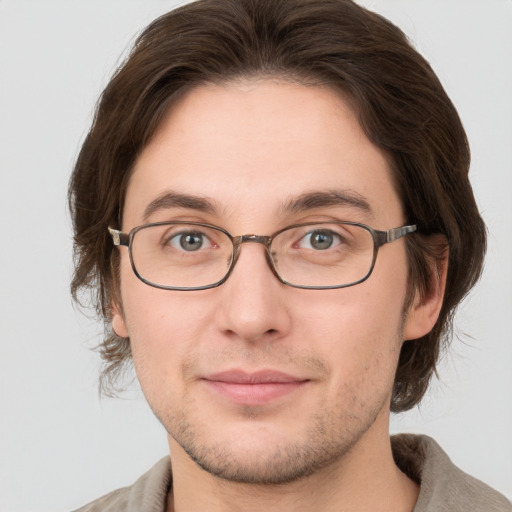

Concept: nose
[[215, 242, 292, 344]]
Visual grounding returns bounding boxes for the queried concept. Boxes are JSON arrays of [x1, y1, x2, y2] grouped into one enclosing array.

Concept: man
[[69, 0, 510, 510]]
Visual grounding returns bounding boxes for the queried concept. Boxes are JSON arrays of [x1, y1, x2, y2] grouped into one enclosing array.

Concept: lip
[[202, 370, 309, 405]]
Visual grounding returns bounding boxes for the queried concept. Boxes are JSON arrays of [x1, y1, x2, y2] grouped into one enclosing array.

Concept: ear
[[403, 246, 449, 341], [112, 300, 129, 338]]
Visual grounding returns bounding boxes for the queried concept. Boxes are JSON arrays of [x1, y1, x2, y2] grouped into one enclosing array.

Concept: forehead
[[124, 79, 404, 230]]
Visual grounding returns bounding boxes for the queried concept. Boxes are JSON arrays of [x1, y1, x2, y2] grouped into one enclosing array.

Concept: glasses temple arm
[[375, 225, 417, 246], [108, 227, 130, 247]]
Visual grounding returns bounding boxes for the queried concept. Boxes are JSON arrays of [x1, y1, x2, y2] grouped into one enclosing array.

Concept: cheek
[[301, 282, 406, 347], [125, 290, 213, 353], [123, 294, 207, 410], [118, 266, 217, 391], [299, 266, 407, 380]]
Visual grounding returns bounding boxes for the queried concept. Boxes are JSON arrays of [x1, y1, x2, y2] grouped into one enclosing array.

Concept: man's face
[[113, 79, 427, 484]]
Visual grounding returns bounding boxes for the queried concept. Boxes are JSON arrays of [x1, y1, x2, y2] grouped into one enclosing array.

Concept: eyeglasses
[[108, 221, 416, 291]]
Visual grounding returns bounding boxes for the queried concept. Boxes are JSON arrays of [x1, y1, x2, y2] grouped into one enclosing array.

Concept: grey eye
[[170, 232, 207, 251], [300, 230, 338, 250]]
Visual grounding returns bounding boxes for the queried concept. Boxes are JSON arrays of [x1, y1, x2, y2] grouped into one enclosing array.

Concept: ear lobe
[[112, 301, 129, 338], [403, 247, 448, 341]]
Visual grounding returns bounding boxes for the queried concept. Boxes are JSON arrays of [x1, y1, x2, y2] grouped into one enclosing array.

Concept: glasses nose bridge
[[232, 233, 273, 255], [230, 233, 276, 273], [238, 233, 272, 246]]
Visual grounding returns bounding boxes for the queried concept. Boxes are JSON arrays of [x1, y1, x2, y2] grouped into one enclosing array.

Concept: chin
[[168, 413, 373, 485]]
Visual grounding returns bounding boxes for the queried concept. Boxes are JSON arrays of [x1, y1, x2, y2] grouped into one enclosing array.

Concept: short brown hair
[[69, 0, 486, 412]]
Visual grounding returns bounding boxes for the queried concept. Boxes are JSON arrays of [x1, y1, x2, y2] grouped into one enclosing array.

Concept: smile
[[202, 370, 310, 405]]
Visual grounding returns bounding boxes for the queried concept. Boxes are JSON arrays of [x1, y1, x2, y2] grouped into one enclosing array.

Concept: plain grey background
[[0, 1, 511, 510]]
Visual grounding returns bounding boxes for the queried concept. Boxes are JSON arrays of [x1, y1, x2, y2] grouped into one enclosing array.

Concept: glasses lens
[[271, 223, 375, 288], [131, 223, 233, 289]]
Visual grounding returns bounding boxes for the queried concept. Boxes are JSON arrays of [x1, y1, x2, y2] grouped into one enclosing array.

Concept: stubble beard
[[155, 366, 393, 486], [150, 324, 406, 486], [170, 405, 385, 485]]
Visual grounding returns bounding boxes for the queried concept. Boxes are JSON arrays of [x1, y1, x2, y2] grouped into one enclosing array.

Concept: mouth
[[202, 370, 310, 405]]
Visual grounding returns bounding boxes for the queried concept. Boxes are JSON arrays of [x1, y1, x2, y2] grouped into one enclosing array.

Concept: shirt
[[73, 434, 511, 511]]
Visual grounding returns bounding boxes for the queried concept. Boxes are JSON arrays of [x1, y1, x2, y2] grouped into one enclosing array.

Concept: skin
[[112, 79, 445, 512]]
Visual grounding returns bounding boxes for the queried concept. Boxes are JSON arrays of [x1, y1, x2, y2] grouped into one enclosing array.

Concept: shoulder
[[72, 456, 172, 512], [72, 487, 130, 512], [392, 434, 511, 512]]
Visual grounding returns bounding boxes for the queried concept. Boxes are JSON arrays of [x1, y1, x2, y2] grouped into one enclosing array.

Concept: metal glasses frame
[[108, 221, 417, 291]]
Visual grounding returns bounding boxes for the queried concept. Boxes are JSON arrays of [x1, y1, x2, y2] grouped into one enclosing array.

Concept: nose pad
[[263, 248, 286, 286], [227, 240, 280, 288], [229, 235, 283, 284]]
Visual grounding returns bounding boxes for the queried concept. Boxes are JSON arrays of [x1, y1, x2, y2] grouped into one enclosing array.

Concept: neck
[[166, 415, 419, 512]]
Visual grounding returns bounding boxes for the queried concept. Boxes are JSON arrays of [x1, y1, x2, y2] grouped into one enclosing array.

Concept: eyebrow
[[142, 191, 217, 222], [142, 188, 372, 223], [280, 190, 373, 216]]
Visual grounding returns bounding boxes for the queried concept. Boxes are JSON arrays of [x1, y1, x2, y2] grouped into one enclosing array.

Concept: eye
[[168, 231, 210, 251], [298, 229, 342, 250]]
